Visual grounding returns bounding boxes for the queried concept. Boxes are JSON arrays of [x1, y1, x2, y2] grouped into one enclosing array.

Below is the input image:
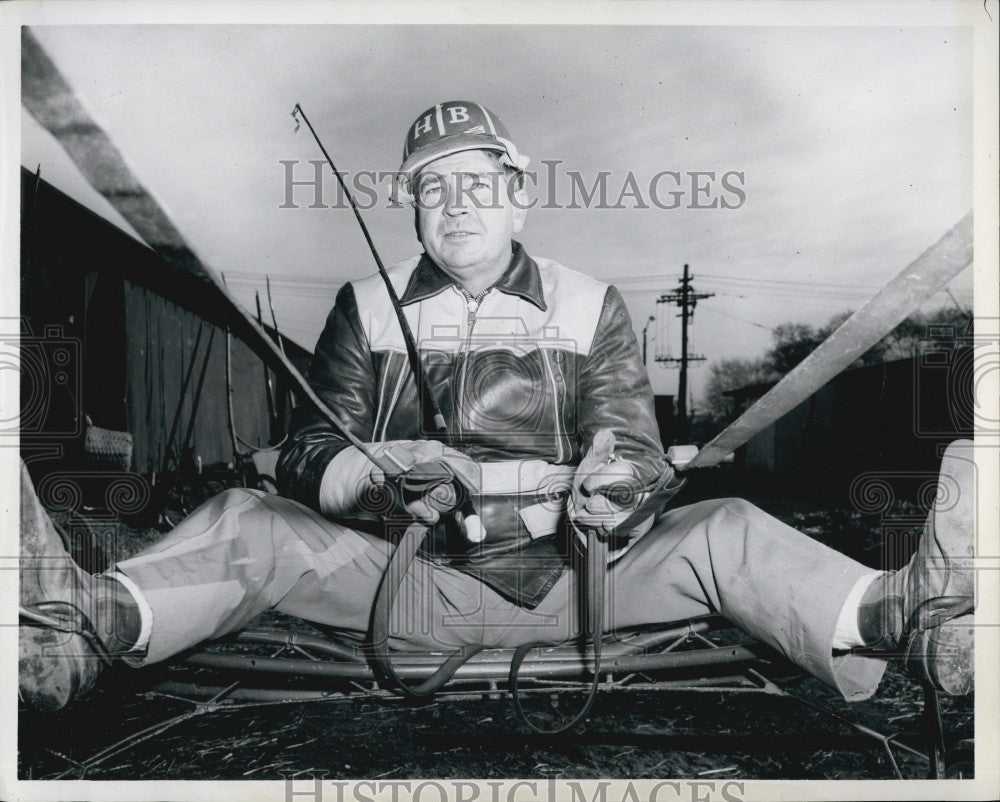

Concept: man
[[19, 100, 974, 713]]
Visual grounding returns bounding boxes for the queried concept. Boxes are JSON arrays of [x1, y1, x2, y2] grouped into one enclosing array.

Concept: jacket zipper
[[541, 348, 566, 463], [456, 288, 488, 439]]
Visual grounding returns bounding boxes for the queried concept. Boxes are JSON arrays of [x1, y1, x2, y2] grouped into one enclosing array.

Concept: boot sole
[[19, 626, 101, 712], [906, 613, 974, 696], [931, 440, 976, 600]]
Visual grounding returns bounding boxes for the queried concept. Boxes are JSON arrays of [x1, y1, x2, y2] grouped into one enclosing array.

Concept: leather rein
[[369, 469, 686, 734]]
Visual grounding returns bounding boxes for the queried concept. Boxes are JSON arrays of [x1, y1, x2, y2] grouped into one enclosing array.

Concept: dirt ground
[[17, 481, 975, 781]]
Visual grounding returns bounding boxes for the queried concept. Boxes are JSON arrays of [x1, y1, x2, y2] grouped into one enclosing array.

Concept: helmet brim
[[398, 133, 512, 182]]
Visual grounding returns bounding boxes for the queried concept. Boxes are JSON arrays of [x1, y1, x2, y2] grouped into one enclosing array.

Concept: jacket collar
[[399, 241, 547, 311]]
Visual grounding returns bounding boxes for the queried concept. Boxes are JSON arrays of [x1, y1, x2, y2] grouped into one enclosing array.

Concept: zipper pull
[[464, 294, 480, 332]]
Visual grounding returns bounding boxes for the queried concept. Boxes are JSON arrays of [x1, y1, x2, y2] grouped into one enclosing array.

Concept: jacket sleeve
[[576, 285, 667, 484], [277, 282, 376, 510]]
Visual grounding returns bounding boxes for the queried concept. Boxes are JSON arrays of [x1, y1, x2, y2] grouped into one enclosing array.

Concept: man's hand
[[569, 429, 645, 537], [320, 439, 480, 527], [370, 440, 482, 530]]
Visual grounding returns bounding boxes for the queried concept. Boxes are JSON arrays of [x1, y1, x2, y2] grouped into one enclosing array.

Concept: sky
[[18, 18, 976, 403]]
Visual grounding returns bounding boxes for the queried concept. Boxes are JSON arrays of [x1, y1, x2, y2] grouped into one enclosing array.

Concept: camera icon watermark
[[913, 318, 997, 440], [0, 319, 82, 439], [420, 318, 580, 446]]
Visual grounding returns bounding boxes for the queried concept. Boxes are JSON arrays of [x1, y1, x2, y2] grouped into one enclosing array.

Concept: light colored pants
[[115, 491, 887, 701]]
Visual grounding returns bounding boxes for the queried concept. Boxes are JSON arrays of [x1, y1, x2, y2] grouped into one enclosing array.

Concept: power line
[[704, 287, 865, 302], [696, 273, 880, 290], [620, 272, 880, 291], [700, 305, 774, 332], [623, 285, 871, 304]]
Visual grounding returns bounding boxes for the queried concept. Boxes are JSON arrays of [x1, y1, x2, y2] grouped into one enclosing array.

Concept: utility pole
[[656, 264, 714, 441]]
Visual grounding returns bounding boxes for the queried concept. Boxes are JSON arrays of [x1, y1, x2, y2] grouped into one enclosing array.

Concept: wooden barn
[[19, 167, 314, 486]]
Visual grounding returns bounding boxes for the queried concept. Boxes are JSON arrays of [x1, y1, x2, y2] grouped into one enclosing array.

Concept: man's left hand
[[569, 429, 645, 537]]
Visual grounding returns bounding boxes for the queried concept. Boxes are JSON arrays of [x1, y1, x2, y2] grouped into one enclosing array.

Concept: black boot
[[856, 441, 975, 695], [19, 462, 142, 712]]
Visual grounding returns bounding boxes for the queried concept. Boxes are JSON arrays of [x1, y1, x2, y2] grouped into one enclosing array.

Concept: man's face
[[414, 149, 527, 290]]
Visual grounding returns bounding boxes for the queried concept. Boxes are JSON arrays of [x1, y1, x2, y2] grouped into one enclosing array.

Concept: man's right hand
[[318, 439, 481, 525], [368, 440, 481, 525]]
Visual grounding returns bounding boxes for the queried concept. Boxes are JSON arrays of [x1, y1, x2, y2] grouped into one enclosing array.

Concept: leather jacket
[[278, 241, 666, 606]]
